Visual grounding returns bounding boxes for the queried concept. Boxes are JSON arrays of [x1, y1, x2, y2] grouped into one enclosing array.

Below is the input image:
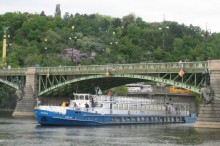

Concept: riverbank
[[0, 109, 14, 116]]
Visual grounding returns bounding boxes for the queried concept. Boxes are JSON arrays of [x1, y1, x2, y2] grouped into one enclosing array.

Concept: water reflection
[[0, 117, 220, 146]]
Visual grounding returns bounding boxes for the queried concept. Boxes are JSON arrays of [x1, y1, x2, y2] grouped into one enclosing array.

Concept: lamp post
[[71, 26, 74, 63], [2, 26, 10, 67], [69, 25, 78, 63], [110, 31, 118, 51], [202, 23, 211, 39], [110, 41, 118, 55], [159, 25, 169, 62], [69, 36, 77, 63], [110, 41, 118, 46], [202, 23, 211, 60], [44, 38, 48, 66]]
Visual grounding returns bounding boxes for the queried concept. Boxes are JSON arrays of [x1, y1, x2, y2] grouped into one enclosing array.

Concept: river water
[[0, 116, 220, 146]]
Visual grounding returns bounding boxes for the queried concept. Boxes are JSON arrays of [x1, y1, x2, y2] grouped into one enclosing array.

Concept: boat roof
[[73, 93, 91, 96]]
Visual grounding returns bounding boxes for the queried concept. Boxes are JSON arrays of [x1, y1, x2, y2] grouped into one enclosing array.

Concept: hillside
[[0, 12, 220, 67]]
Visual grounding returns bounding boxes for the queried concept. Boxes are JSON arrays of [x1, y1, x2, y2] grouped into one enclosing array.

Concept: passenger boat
[[34, 93, 197, 126]]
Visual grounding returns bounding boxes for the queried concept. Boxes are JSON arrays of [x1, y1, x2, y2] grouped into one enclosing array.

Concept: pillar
[[12, 67, 38, 117], [194, 60, 220, 128]]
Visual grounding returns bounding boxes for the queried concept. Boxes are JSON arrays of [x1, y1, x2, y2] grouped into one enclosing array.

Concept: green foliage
[[0, 11, 220, 68], [0, 85, 7, 105], [108, 85, 128, 96], [0, 84, 16, 108], [194, 93, 201, 113], [55, 4, 61, 17], [3, 11, 220, 109]]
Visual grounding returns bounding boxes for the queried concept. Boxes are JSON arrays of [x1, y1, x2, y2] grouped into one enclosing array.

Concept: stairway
[[194, 100, 220, 128], [12, 85, 36, 117]]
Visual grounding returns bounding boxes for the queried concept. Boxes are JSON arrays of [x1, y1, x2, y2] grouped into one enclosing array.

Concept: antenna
[[163, 15, 166, 22], [75, 83, 79, 93]]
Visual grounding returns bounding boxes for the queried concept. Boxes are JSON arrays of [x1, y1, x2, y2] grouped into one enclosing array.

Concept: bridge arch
[[0, 78, 19, 89], [38, 74, 200, 96]]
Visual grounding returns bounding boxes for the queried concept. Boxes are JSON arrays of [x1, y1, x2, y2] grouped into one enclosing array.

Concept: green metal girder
[[0, 61, 208, 96], [0, 76, 25, 89], [38, 72, 205, 96], [36, 61, 207, 75], [38, 75, 67, 92], [0, 78, 20, 89]]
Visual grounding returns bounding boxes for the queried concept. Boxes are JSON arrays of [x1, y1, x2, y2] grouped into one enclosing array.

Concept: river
[[0, 116, 220, 146]]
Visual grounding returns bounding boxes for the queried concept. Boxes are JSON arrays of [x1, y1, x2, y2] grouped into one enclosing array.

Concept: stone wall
[[194, 60, 220, 128]]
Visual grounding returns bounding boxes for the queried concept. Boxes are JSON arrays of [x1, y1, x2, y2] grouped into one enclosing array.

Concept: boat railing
[[39, 102, 189, 116], [73, 106, 188, 116]]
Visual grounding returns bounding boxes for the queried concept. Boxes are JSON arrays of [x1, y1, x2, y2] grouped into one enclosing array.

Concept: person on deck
[[61, 101, 67, 107], [85, 102, 89, 111], [108, 91, 111, 97], [85, 102, 89, 108], [74, 102, 78, 107]]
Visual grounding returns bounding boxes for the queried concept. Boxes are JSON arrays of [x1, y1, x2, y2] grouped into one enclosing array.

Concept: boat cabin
[[69, 93, 95, 108], [126, 83, 153, 93]]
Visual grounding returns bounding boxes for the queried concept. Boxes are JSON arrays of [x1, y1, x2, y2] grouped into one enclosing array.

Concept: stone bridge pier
[[12, 67, 37, 117], [195, 60, 220, 128]]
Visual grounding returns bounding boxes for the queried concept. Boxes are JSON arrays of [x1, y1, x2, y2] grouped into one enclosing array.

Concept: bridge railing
[[0, 68, 26, 75], [35, 61, 208, 75], [0, 61, 208, 76]]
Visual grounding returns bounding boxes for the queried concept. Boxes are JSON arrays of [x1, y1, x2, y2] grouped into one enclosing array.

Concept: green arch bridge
[[0, 60, 220, 128], [0, 61, 208, 96]]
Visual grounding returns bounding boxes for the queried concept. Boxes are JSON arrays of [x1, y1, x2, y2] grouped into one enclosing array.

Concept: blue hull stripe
[[35, 109, 196, 126]]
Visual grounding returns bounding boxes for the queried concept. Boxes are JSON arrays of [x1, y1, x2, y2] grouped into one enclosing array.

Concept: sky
[[0, 0, 219, 32]]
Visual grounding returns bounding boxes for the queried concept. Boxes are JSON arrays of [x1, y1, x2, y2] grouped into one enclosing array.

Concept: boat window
[[75, 95, 79, 100], [133, 105, 137, 110], [132, 117, 136, 122], [80, 95, 84, 100], [85, 95, 89, 100], [110, 117, 114, 122], [113, 104, 117, 109], [127, 117, 131, 122], [122, 117, 126, 122], [146, 105, 150, 110], [105, 104, 110, 109], [116, 117, 121, 123], [151, 117, 154, 121], [138, 105, 142, 110]]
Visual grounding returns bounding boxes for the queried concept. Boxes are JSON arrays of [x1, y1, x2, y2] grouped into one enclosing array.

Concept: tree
[[63, 12, 70, 19], [109, 86, 128, 96], [172, 38, 184, 61], [1, 11, 220, 68], [40, 11, 46, 17], [154, 47, 163, 61], [55, 4, 61, 17]]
